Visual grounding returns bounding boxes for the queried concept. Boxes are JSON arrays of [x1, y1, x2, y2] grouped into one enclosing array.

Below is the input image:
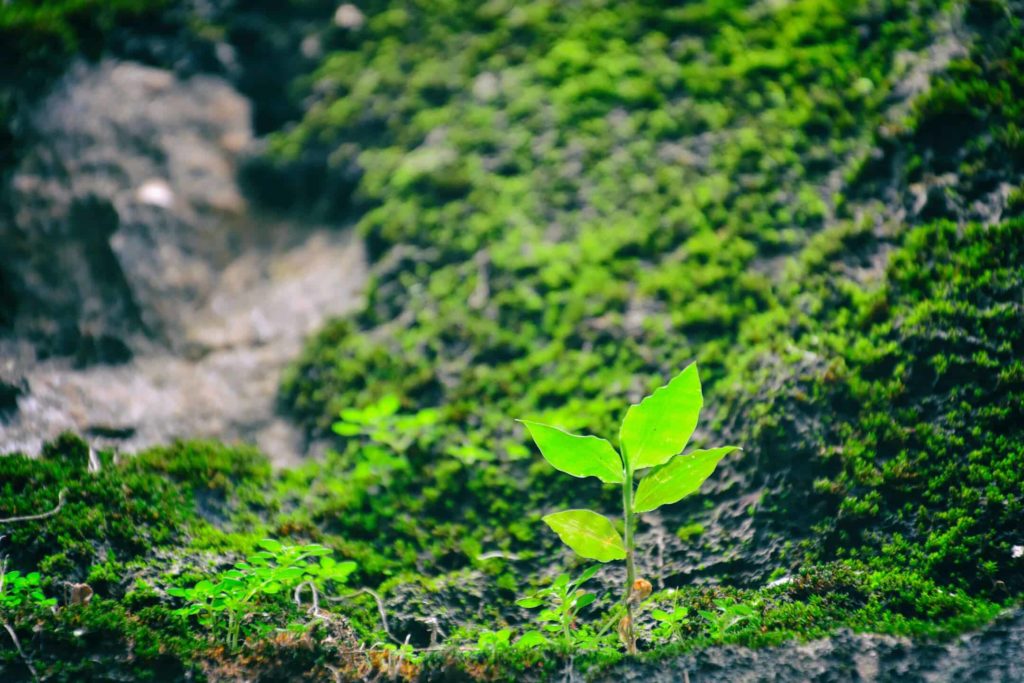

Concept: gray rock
[[594, 609, 1024, 682], [3, 59, 250, 357], [0, 60, 368, 465]]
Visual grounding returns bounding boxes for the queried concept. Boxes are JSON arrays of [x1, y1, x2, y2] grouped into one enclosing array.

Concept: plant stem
[[621, 463, 637, 654]]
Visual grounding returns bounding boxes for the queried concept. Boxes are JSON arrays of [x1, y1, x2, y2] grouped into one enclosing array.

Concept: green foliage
[[519, 421, 622, 484], [540, 510, 626, 563], [699, 598, 761, 642], [523, 364, 736, 652], [523, 364, 736, 564], [649, 592, 689, 643], [634, 447, 739, 513], [3, 0, 1024, 676], [620, 364, 703, 470], [332, 393, 441, 453], [168, 539, 355, 651], [515, 565, 606, 652], [277, 0, 945, 596], [0, 562, 56, 614]]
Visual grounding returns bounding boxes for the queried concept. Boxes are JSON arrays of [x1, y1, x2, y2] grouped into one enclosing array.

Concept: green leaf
[[258, 539, 283, 553], [332, 421, 362, 436], [542, 509, 627, 562], [574, 592, 596, 609], [519, 420, 623, 484], [516, 630, 548, 648], [633, 446, 739, 513], [516, 597, 544, 609], [575, 565, 600, 586], [620, 363, 703, 470]]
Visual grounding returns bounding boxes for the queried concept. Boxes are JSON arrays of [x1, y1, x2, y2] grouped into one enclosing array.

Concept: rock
[[135, 179, 175, 209], [333, 4, 365, 30], [0, 60, 368, 465], [472, 72, 500, 101], [594, 609, 1024, 682], [1, 59, 252, 358]]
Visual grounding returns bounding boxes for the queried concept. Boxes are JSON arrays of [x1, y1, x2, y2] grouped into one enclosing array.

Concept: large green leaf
[[633, 446, 739, 513], [542, 509, 627, 562], [620, 363, 703, 470], [519, 420, 623, 484]]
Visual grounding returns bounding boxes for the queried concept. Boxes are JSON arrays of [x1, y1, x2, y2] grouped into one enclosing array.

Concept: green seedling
[[516, 565, 602, 652], [699, 598, 760, 642], [332, 394, 440, 453], [1, 559, 55, 681], [650, 590, 690, 643], [168, 539, 355, 651], [476, 627, 513, 660], [519, 363, 739, 652], [0, 564, 56, 614]]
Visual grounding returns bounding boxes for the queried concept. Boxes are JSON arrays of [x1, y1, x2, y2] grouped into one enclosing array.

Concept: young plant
[[332, 394, 439, 453], [1, 559, 55, 681], [516, 565, 601, 652], [168, 539, 355, 651], [699, 598, 760, 642], [650, 590, 690, 643], [519, 363, 739, 653], [0, 564, 57, 614], [475, 627, 513, 660]]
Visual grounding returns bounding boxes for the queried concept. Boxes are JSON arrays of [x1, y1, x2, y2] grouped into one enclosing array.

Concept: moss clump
[[0, 436, 364, 681], [808, 219, 1024, 592]]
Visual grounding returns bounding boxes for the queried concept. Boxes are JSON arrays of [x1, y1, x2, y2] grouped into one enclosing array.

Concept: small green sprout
[[476, 627, 513, 659], [168, 539, 355, 651], [0, 565, 57, 614], [516, 565, 601, 652], [699, 598, 760, 642], [519, 363, 739, 653], [650, 590, 690, 642], [332, 394, 440, 453]]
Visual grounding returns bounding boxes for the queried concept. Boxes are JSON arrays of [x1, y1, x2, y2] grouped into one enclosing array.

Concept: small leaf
[[651, 609, 671, 622], [516, 630, 548, 648], [332, 422, 362, 436], [516, 597, 544, 609], [634, 447, 739, 513], [620, 363, 703, 470], [519, 420, 623, 484], [575, 565, 600, 586], [542, 509, 627, 562], [574, 592, 596, 609], [258, 539, 283, 553]]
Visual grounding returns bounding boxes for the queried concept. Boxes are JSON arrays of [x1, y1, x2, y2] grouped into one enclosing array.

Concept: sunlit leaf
[[634, 446, 739, 513], [519, 420, 623, 484], [542, 509, 627, 562], [620, 363, 703, 470]]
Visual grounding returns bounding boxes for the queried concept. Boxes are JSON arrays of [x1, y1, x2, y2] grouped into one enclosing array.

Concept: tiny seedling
[[516, 565, 601, 652], [168, 539, 355, 651], [520, 363, 739, 652], [332, 394, 440, 453], [650, 590, 690, 643], [0, 565, 57, 614], [699, 598, 760, 642], [476, 627, 513, 660], [1, 559, 55, 681]]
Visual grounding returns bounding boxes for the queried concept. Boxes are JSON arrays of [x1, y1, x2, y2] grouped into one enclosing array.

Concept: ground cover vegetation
[[1, 0, 1023, 679]]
